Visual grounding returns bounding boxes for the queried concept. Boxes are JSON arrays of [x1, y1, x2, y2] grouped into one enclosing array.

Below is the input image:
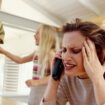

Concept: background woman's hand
[[82, 39, 105, 82], [25, 79, 39, 87]]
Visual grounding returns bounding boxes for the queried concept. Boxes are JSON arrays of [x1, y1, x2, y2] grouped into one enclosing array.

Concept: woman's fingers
[[83, 40, 91, 60], [55, 50, 62, 58], [87, 39, 95, 51], [87, 39, 98, 58], [82, 46, 88, 63], [25, 80, 32, 87], [82, 38, 105, 81], [83, 39, 98, 61], [52, 50, 62, 66]]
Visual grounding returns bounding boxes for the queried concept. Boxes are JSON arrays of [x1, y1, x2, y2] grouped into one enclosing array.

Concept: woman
[[0, 24, 60, 105], [40, 19, 105, 105]]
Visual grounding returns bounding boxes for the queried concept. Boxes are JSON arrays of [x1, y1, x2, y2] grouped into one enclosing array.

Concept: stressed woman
[[40, 19, 105, 105], [0, 24, 60, 105]]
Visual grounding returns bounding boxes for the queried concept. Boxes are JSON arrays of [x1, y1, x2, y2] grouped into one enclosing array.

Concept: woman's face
[[62, 31, 88, 77], [34, 30, 40, 46]]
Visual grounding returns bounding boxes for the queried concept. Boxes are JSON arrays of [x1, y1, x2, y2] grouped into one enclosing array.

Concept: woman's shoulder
[[60, 75, 91, 89]]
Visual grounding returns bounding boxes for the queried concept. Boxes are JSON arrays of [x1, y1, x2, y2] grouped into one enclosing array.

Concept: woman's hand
[[51, 50, 62, 67], [82, 39, 105, 82], [25, 79, 39, 87], [42, 51, 64, 101], [51, 50, 64, 81]]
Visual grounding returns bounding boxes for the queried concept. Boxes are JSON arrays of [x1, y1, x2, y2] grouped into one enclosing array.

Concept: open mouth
[[64, 64, 76, 71]]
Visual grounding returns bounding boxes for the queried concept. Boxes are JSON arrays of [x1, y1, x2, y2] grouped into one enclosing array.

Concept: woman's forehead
[[63, 31, 85, 39], [62, 32, 85, 48], [63, 33, 85, 42]]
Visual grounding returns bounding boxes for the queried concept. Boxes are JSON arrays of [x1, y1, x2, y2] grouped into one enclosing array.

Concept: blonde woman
[[26, 25, 60, 105], [0, 24, 60, 105]]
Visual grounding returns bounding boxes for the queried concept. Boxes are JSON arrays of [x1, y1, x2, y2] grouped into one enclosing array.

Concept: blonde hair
[[38, 24, 60, 77]]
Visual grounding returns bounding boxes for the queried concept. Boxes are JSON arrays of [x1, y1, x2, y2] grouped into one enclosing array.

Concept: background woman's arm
[[0, 47, 36, 63], [26, 76, 50, 87]]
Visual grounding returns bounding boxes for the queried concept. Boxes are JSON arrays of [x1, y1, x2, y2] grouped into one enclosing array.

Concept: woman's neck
[[77, 74, 89, 79]]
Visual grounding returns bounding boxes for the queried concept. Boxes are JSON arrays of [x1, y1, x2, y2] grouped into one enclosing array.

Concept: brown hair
[[62, 18, 105, 64]]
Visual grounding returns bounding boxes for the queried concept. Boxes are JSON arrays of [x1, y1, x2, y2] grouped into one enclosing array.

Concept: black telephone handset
[[52, 58, 64, 80]]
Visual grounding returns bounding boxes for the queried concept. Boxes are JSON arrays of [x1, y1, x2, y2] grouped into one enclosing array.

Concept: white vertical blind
[[3, 58, 19, 92], [18, 61, 33, 93], [0, 55, 5, 91], [0, 56, 33, 94]]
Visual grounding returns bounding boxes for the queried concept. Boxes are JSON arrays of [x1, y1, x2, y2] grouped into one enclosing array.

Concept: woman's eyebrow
[[67, 45, 82, 49], [61, 43, 83, 48]]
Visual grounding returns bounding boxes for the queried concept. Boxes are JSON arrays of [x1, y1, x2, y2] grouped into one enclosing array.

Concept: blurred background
[[0, 0, 105, 103]]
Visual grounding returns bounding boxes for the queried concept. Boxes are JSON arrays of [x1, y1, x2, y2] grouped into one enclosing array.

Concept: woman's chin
[[64, 70, 87, 77]]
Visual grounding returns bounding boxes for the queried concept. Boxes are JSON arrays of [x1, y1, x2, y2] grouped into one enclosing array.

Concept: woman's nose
[[62, 51, 72, 61]]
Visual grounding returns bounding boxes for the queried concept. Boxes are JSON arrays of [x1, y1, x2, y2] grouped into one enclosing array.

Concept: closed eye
[[61, 47, 81, 54], [71, 49, 81, 54], [61, 48, 67, 53]]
